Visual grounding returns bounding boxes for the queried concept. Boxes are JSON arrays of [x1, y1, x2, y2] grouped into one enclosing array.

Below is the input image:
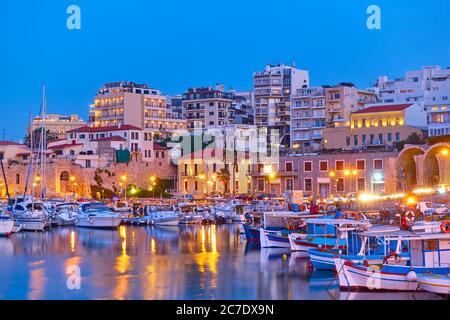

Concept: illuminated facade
[[28, 114, 86, 139], [323, 103, 428, 150]]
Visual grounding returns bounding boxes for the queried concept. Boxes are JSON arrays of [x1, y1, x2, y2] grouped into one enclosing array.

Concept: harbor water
[[0, 224, 443, 300]]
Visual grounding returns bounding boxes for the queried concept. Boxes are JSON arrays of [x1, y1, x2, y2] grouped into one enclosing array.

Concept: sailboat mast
[[23, 112, 33, 197], [40, 82, 47, 199]]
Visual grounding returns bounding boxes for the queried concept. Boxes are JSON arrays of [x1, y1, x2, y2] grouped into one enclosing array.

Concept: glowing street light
[[440, 148, 449, 156], [121, 175, 128, 200], [70, 176, 76, 182], [329, 172, 336, 178]]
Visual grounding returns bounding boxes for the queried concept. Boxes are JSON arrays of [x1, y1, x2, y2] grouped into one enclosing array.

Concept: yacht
[[54, 203, 79, 226], [76, 203, 123, 229], [141, 205, 180, 226], [13, 200, 48, 231]]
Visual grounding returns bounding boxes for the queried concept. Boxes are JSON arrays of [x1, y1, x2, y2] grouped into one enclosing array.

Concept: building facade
[[375, 66, 450, 137], [323, 103, 428, 151], [290, 87, 326, 151], [250, 151, 399, 197], [253, 64, 309, 146], [89, 81, 186, 136], [325, 83, 378, 128], [28, 114, 86, 140], [182, 85, 234, 130]]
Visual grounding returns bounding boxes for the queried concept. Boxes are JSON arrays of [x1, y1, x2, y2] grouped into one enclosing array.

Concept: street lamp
[[440, 148, 449, 156], [121, 175, 128, 200]]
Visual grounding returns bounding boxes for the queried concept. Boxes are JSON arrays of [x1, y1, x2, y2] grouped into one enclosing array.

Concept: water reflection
[[0, 224, 443, 300]]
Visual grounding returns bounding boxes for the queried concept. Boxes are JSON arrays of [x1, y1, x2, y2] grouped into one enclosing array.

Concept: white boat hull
[[76, 216, 122, 229], [259, 228, 291, 248], [20, 221, 46, 232], [418, 275, 450, 296], [288, 233, 310, 251], [335, 258, 419, 291], [0, 220, 14, 236], [149, 218, 180, 226]]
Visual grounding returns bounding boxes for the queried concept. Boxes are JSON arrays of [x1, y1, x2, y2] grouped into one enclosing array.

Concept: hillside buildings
[[375, 66, 450, 137], [28, 114, 86, 140]]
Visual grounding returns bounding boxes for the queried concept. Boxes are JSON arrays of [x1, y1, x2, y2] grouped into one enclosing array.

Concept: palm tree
[[216, 168, 230, 195]]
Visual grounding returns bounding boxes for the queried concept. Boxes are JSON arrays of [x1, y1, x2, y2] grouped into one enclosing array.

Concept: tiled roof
[[92, 136, 127, 142], [48, 143, 83, 149], [67, 125, 142, 133], [352, 104, 413, 114], [0, 141, 24, 146]]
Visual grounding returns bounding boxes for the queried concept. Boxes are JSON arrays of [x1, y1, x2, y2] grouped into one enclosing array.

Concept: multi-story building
[[89, 82, 186, 136], [28, 114, 86, 140], [375, 66, 450, 137], [325, 83, 378, 128], [49, 124, 162, 168], [231, 91, 254, 125], [253, 64, 309, 146], [322, 103, 428, 151], [250, 151, 399, 197], [182, 85, 234, 130], [167, 95, 183, 119], [290, 87, 326, 151]]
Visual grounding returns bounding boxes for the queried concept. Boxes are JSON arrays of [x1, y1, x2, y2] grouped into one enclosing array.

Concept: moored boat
[[76, 203, 123, 229], [417, 274, 450, 296]]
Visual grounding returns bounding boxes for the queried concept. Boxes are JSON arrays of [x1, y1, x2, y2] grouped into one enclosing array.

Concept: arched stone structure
[[397, 146, 426, 190], [423, 143, 450, 186]]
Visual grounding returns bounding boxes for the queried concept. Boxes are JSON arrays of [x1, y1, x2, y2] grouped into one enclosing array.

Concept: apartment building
[[253, 64, 309, 146], [231, 91, 254, 125], [28, 114, 86, 140], [290, 87, 326, 151], [182, 85, 234, 130], [375, 66, 450, 137], [322, 103, 428, 150], [89, 82, 186, 136], [325, 83, 378, 128]]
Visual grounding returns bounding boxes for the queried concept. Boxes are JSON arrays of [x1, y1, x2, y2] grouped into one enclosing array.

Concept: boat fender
[[282, 254, 287, 261], [406, 270, 417, 281], [440, 221, 450, 233]]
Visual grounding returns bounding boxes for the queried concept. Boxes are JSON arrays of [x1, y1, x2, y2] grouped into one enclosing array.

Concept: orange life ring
[[440, 221, 450, 233]]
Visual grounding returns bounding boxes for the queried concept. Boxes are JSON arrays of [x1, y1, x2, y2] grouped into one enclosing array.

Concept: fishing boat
[[212, 199, 248, 223], [308, 225, 404, 271], [179, 204, 204, 225], [417, 274, 450, 296], [335, 222, 450, 292], [141, 205, 180, 226], [13, 200, 48, 231], [260, 211, 326, 248], [288, 218, 368, 252], [54, 203, 79, 226], [76, 203, 123, 229]]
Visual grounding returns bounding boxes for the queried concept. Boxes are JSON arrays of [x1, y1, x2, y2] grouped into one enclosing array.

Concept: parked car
[[235, 194, 253, 201]]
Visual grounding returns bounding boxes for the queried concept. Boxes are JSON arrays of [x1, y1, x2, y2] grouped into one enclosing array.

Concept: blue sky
[[1, 0, 449, 141]]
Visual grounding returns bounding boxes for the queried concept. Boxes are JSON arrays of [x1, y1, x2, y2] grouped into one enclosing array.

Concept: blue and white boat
[[259, 212, 322, 248], [335, 222, 450, 291], [288, 218, 371, 253], [309, 225, 404, 271]]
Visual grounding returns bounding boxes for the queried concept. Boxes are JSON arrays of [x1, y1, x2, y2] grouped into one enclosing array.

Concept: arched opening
[[423, 144, 450, 187], [60, 171, 70, 193], [397, 146, 425, 191]]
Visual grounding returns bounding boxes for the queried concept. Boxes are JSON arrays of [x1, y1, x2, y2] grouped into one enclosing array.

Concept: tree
[[24, 128, 59, 148], [395, 132, 426, 151], [216, 168, 230, 195]]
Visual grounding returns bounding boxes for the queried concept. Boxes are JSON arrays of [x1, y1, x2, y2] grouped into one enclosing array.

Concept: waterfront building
[[322, 103, 428, 151], [253, 63, 309, 147], [47, 124, 170, 169], [325, 83, 378, 128], [174, 124, 259, 197], [28, 114, 86, 140], [374, 66, 450, 137], [89, 81, 186, 136], [249, 151, 399, 197], [181, 84, 234, 130], [290, 87, 326, 152]]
